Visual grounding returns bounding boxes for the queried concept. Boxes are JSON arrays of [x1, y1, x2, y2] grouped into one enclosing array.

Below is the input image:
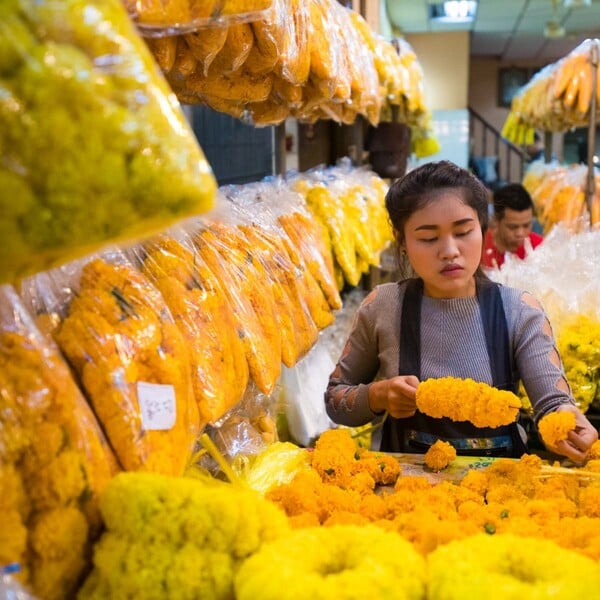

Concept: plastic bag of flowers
[[189, 216, 282, 395], [0, 285, 119, 600], [19, 249, 200, 476], [220, 182, 329, 358], [77, 470, 290, 599], [131, 228, 249, 425], [124, 0, 273, 36], [0, 0, 216, 284]]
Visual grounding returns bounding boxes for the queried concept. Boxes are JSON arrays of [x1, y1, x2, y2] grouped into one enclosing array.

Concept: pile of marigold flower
[[265, 429, 600, 561]]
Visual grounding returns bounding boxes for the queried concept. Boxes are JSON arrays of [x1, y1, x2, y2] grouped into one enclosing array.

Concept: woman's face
[[401, 190, 482, 298]]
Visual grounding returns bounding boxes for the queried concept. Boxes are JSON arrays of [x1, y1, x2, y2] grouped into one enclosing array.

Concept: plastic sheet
[[0, 0, 216, 284], [20, 251, 200, 476], [0, 285, 119, 600], [280, 339, 336, 447]]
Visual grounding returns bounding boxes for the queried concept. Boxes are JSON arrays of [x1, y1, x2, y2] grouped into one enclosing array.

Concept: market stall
[[2, 1, 600, 599]]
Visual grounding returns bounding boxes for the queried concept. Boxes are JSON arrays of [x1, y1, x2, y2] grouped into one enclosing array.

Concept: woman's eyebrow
[[414, 217, 475, 231]]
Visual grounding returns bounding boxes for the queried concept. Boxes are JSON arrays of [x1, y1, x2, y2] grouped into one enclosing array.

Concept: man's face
[[495, 207, 534, 252]]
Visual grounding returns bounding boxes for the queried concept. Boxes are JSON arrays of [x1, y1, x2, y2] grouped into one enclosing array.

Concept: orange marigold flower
[[416, 376, 521, 428], [424, 440, 457, 472], [586, 439, 600, 460], [538, 411, 577, 447]]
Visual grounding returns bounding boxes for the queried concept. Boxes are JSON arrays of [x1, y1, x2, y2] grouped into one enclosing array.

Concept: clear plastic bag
[[0, 285, 119, 600], [20, 251, 200, 476], [0, 0, 216, 284], [125, 0, 273, 36], [0, 566, 36, 600], [132, 229, 249, 424], [189, 215, 282, 395]]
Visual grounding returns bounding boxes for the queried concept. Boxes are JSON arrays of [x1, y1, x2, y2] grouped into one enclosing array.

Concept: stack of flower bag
[[19, 250, 201, 476], [0, 285, 119, 600]]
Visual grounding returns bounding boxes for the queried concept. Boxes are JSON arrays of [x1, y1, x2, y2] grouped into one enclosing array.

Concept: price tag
[[137, 381, 176, 431]]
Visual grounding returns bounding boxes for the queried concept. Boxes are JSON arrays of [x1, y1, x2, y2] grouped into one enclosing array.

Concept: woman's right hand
[[368, 375, 420, 419]]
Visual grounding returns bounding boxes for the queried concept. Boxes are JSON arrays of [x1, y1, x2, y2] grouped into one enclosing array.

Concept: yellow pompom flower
[[416, 377, 521, 428], [80, 472, 290, 599], [427, 533, 600, 599], [424, 440, 457, 472], [234, 525, 426, 600], [537, 411, 577, 447]]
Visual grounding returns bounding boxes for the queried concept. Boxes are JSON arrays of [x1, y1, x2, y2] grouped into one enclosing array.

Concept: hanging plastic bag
[[132, 229, 249, 424], [20, 250, 200, 476], [0, 285, 119, 600], [0, 0, 216, 284], [125, 0, 273, 36]]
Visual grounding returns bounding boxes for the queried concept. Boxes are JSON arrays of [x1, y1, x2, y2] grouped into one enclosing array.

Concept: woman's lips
[[441, 264, 462, 274]]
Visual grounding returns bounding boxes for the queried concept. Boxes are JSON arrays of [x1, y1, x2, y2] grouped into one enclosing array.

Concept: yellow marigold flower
[[427, 533, 600, 599], [537, 411, 577, 447], [81, 472, 290, 598], [80, 535, 234, 600], [0, 509, 28, 567], [98, 472, 289, 553], [0, 287, 119, 596], [587, 440, 600, 460], [460, 469, 489, 497], [578, 487, 600, 518], [424, 440, 457, 472], [416, 376, 521, 428], [29, 506, 88, 562], [234, 525, 426, 600], [27, 450, 87, 511], [29, 507, 88, 600]]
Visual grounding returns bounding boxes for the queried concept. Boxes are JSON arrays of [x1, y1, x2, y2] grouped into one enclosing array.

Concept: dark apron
[[380, 278, 528, 458]]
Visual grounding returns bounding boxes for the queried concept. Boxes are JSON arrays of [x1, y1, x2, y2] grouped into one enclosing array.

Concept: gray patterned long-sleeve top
[[325, 280, 575, 428]]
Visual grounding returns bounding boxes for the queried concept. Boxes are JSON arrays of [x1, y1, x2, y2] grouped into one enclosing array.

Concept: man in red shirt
[[481, 183, 544, 269]]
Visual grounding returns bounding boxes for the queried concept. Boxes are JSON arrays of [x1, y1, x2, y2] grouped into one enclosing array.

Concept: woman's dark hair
[[385, 160, 490, 245], [385, 160, 491, 279]]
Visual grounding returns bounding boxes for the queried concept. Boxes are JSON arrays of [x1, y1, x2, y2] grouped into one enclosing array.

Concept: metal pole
[[543, 131, 553, 164], [274, 122, 287, 175], [585, 41, 599, 224]]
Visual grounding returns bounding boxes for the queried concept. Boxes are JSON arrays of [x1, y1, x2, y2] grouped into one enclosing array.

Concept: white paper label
[[137, 381, 176, 431]]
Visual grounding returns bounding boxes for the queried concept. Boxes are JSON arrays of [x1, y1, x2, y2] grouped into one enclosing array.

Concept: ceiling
[[386, 0, 600, 62]]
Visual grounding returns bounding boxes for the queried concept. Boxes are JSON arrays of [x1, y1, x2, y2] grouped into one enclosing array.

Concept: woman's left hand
[[551, 404, 599, 463]]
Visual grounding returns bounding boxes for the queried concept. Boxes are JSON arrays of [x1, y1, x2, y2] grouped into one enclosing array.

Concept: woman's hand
[[368, 375, 420, 419], [547, 404, 599, 464]]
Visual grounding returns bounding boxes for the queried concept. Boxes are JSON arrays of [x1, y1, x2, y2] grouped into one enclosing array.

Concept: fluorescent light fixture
[[563, 0, 591, 7], [429, 1, 478, 23]]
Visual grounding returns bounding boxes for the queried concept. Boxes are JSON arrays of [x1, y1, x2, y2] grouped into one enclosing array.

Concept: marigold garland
[[416, 376, 521, 427], [427, 533, 600, 600], [234, 525, 426, 600]]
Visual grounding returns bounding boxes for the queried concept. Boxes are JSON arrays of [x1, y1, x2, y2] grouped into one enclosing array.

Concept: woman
[[325, 161, 597, 461]]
